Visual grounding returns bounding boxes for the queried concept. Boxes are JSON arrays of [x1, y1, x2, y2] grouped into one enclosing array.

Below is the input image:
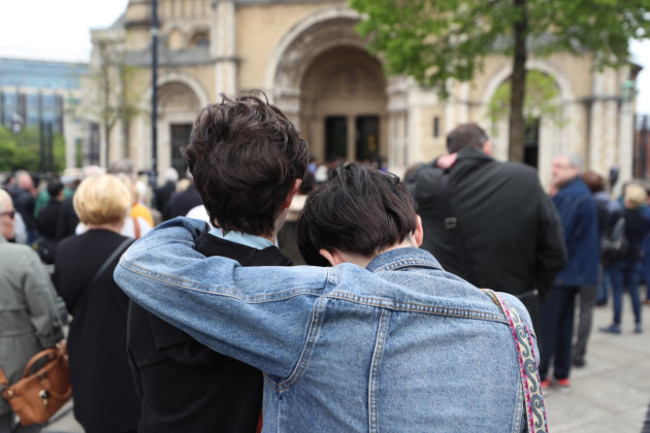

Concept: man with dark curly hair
[[126, 92, 308, 433]]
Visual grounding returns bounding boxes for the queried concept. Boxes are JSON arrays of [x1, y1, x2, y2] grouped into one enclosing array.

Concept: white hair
[[0, 189, 12, 213], [555, 151, 582, 171], [164, 167, 179, 183]]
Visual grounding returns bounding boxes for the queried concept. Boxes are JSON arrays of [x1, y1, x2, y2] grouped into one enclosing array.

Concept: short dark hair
[[298, 169, 316, 195], [446, 123, 488, 153], [47, 178, 63, 197], [184, 92, 309, 236], [297, 163, 417, 266], [581, 170, 605, 193]]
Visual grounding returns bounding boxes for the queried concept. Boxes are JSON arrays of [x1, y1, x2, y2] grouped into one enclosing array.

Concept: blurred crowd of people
[[1, 99, 650, 431]]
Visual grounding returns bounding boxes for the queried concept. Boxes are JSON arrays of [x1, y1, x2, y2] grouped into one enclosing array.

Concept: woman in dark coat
[[53, 174, 140, 433], [600, 183, 650, 335]]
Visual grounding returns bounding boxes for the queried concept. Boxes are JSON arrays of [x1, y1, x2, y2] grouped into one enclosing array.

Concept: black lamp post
[[150, 0, 159, 188]]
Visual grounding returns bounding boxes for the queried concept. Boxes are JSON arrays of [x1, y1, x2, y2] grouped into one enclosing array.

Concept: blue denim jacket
[[114, 218, 537, 433]]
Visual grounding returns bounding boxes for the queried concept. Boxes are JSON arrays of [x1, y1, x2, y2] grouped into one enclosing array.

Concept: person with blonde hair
[[107, 159, 155, 229], [53, 175, 140, 432], [0, 189, 64, 433], [114, 174, 153, 239], [600, 183, 650, 335]]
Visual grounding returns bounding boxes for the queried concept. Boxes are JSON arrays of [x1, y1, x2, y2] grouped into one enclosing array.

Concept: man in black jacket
[[127, 92, 308, 433], [406, 122, 566, 332]]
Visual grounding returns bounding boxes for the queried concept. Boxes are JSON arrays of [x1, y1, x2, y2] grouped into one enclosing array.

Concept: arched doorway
[[481, 60, 576, 185], [268, 9, 388, 165], [300, 46, 387, 163]]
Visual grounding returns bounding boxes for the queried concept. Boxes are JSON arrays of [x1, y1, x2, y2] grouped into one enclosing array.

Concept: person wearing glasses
[[0, 189, 64, 433], [115, 163, 546, 433]]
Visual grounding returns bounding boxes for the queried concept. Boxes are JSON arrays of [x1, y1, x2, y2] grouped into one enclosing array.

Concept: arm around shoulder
[[114, 217, 329, 379]]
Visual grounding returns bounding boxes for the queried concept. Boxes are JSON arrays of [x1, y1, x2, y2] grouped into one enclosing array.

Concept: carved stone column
[[211, 0, 237, 95]]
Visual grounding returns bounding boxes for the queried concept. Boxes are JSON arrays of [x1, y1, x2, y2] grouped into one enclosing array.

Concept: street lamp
[[150, 0, 159, 189]]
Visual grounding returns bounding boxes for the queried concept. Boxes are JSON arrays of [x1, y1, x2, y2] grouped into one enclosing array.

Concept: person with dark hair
[[33, 178, 65, 265], [165, 174, 203, 219], [55, 165, 104, 241], [571, 170, 621, 367], [581, 170, 622, 308], [115, 163, 547, 433], [126, 92, 308, 433], [277, 169, 318, 265], [405, 122, 567, 333], [445, 122, 491, 153], [296, 166, 415, 266], [153, 167, 179, 220], [8, 170, 38, 244]]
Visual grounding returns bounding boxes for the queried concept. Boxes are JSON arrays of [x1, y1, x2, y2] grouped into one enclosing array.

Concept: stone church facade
[[87, 0, 639, 187]]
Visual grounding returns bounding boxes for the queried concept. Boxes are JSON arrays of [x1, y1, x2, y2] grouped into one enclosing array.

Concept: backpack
[[601, 217, 628, 261]]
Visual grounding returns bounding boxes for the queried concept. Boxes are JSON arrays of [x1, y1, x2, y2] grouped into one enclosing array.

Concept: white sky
[[0, 0, 649, 114], [0, 0, 129, 62]]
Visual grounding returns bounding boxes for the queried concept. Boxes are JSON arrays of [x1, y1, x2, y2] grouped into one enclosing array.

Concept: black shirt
[[127, 230, 291, 433]]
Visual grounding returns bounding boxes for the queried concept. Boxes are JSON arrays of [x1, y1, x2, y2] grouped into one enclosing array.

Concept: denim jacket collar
[[366, 247, 443, 272]]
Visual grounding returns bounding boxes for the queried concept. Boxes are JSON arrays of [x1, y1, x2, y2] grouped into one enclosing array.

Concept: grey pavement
[[542, 300, 650, 433], [43, 298, 650, 432]]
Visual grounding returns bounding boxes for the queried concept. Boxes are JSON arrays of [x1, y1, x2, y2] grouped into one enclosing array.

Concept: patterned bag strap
[[482, 289, 549, 433]]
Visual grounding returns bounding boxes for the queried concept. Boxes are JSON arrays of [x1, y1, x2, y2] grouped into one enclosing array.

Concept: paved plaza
[[43, 298, 650, 433]]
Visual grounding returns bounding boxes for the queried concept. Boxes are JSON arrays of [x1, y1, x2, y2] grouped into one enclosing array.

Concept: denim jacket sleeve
[[114, 217, 331, 382]]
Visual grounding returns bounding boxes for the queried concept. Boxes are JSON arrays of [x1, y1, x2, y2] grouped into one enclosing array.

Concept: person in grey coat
[[0, 189, 64, 433]]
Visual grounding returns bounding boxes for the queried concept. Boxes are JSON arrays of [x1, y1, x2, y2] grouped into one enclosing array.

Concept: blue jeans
[[609, 260, 643, 325], [573, 285, 597, 363], [540, 285, 579, 381], [597, 265, 611, 304]]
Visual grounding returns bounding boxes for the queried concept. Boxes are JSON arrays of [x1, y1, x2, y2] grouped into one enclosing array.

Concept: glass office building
[[0, 58, 93, 170], [0, 58, 88, 132]]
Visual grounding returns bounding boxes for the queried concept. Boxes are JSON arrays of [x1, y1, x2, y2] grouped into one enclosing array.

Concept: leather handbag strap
[[87, 238, 134, 290], [71, 238, 134, 316], [482, 289, 548, 433], [441, 172, 475, 282], [1, 239, 132, 390], [0, 344, 68, 393]]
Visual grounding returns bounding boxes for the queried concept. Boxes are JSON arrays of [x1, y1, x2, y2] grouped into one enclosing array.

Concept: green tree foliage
[[82, 41, 144, 162], [349, 0, 650, 161], [487, 70, 562, 135], [0, 126, 65, 172]]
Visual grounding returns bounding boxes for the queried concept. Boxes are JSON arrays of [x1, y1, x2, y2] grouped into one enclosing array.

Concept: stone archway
[[134, 73, 209, 174], [300, 46, 387, 163], [480, 61, 574, 186], [268, 8, 388, 163]]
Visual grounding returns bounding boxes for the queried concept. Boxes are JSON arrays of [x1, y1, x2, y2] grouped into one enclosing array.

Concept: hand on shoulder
[[435, 153, 458, 170]]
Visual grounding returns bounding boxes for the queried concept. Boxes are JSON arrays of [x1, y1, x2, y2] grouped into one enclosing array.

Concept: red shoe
[[555, 378, 571, 388], [540, 379, 552, 389]]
